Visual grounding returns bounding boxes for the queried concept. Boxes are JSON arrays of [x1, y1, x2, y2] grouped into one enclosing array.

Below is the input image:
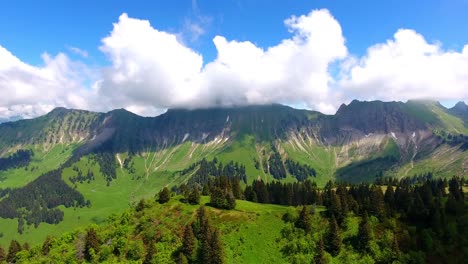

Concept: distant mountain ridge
[[0, 100, 467, 179]]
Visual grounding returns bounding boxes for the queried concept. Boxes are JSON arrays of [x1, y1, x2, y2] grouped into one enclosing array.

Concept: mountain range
[[0, 99, 467, 245]]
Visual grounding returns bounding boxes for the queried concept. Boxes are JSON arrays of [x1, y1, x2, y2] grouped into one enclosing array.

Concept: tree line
[[0, 149, 33, 171]]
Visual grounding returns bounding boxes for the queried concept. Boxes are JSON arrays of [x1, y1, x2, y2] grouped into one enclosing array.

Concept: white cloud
[[96, 9, 347, 115], [1, 9, 467, 119], [0, 45, 92, 118], [68, 46, 89, 58], [339, 29, 468, 103]]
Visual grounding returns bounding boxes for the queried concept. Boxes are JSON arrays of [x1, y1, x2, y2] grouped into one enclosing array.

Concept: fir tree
[[314, 237, 327, 264], [188, 187, 201, 205], [0, 246, 5, 262], [295, 206, 311, 233], [158, 187, 171, 204], [7, 240, 21, 263], [84, 228, 100, 261], [326, 215, 341, 256], [357, 212, 372, 253], [210, 229, 225, 264], [182, 224, 197, 261], [42, 236, 53, 255]]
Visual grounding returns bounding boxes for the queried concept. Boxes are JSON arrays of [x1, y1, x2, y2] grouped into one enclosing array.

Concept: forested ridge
[[0, 170, 465, 263]]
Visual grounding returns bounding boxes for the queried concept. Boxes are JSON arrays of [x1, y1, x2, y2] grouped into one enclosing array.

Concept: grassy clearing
[[0, 144, 76, 188]]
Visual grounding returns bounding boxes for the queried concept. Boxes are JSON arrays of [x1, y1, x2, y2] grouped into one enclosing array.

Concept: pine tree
[[314, 237, 327, 264], [158, 187, 171, 204], [84, 228, 100, 261], [7, 240, 21, 263], [357, 212, 372, 253], [182, 224, 197, 261], [188, 187, 201, 205], [384, 185, 395, 214], [210, 229, 225, 264], [295, 206, 311, 233], [42, 236, 53, 255], [0, 246, 6, 262], [326, 215, 341, 256]]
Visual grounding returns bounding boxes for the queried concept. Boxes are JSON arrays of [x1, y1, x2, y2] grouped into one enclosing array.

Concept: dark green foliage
[[186, 158, 247, 186], [210, 187, 236, 210], [356, 212, 372, 253], [314, 237, 327, 264], [158, 187, 171, 204], [188, 187, 201, 205], [42, 236, 53, 255], [85, 228, 100, 261], [210, 229, 224, 264], [0, 149, 33, 171], [182, 225, 196, 261], [295, 206, 311, 233], [7, 240, 21, 263], [245, 179, 320, 206], [268, 145, 286, 179], [0, 169, 85, 227], [326, 216, 341, 256], [285, 158, 316, 181], [189, 206, 226, 264], [0, 245, 5, 262], [92, 152, 117, 184], [436, 132, 468, 151]]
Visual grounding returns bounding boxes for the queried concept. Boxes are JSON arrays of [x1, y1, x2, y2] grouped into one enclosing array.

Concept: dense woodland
[[0, 169, 88, 231], [0, 152, 466, 263], [0, 150, 32, 171]]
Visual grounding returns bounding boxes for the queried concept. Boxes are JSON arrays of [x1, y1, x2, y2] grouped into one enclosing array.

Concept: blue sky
[[0, 0, 467, 117]]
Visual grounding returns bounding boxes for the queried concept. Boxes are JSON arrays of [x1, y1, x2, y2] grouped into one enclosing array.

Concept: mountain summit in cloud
[[0, 9, 467, 119]]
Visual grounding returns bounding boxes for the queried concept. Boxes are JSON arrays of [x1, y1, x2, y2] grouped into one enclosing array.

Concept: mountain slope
[[0, 100, 467, 246]]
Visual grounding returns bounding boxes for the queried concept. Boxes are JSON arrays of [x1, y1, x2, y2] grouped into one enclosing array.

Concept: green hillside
[[0, 101, 467, 254]]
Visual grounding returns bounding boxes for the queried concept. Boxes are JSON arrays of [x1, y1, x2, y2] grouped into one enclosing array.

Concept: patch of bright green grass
[[0, 144, 77, 188]]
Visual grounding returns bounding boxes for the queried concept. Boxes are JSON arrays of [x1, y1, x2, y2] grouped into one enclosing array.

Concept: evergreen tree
[[182, 224, 197, 261], [210, 229, 225, 264], [158, 187, 171, 204], [295, 206, 311, 233], [84, 228, 100, 261], [314, 237, 327, 264], [42, 236, 54, 255], [0, 246, 5, 262], [357, 212, 372, 253], [326, 215, 341, 256], [7, 240, 21, 263], [188, 187, 200, 205], [384, 185, 395, 214]]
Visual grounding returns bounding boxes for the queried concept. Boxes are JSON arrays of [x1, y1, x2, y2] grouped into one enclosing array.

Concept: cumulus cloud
[[0, 45, 92, 118], [97, 9, 347, 115], [340, 29, 468, 102], [1, 9, 467, 119]]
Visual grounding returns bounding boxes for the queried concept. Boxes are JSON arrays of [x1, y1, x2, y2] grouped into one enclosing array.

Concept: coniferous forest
[[0, 156, 465, 264]]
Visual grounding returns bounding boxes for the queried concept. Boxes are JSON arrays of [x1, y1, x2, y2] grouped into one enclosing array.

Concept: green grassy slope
[[0, 144, 77, 188]]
